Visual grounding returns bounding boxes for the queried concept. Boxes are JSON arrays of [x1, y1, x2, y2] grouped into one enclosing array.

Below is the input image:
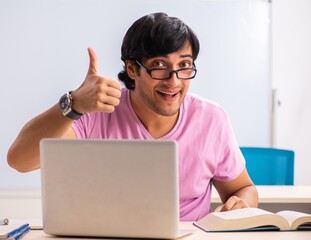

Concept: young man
[[7, 12, 258, 221]]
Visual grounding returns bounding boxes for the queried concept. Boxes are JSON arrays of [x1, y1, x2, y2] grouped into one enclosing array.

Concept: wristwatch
[[59, 91, 83, 120]]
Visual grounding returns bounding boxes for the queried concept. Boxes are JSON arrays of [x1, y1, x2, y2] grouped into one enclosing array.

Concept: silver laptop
[[40, 139, 192, 239]]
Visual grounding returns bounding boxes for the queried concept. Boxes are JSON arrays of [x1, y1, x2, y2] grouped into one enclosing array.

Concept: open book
[[194, 208, 311, 231]]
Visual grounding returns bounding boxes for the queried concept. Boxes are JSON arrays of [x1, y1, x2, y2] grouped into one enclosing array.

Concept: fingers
[[74, 48, 122, 114], [87, 48, 98, 75], [96, 78, 121, 110], [73, 75, 121, 114], [214, 196, 249, 212], [214, 205, 223, 212]]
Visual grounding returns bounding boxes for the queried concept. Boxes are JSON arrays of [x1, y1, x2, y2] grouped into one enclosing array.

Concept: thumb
[[87, 47, 98, 75], [214, 205, 223, 212]]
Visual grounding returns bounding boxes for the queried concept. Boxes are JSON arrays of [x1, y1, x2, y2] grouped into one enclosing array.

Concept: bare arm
[[7, 105, 76, 172], [7, 48, 121, 173], [212, 168, 258, 212]]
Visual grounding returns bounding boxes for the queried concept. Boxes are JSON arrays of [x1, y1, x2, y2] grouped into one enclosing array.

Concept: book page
[[194, 208, 290, 231], [210, 208, 273, 220], [277, 211, 311, 230]]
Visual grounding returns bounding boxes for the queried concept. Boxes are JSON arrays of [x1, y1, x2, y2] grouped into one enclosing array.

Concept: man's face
[[131, 42, 194, 117]]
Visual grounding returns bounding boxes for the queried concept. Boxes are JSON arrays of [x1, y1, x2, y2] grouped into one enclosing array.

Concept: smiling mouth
[[157, 90, 179, 98]]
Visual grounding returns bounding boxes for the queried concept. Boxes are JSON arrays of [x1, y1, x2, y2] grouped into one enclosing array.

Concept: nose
[[165, 70, 180, 86], [165, 71, 180, 87]]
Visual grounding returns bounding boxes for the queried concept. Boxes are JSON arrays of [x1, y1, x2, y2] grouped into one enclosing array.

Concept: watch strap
[[59, 91, 83, 120], [66, 108, 83, 120], [66, 91, 83, 120]]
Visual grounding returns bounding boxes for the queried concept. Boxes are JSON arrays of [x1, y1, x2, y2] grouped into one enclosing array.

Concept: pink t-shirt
[[72, 88, 245, 221]]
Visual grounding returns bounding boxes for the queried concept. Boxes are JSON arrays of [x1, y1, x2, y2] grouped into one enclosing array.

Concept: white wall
[[1, 0, 310, 220], [0, 190, 42, 219], [0, 0, 272, 190], [272, 0, 311, 185]]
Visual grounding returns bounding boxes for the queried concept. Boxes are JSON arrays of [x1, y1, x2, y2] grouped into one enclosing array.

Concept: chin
[[157, 107, 180, 117]]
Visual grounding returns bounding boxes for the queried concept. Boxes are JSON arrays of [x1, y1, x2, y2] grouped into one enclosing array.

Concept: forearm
[[213, 168, 259, 212], [232, 185, 258, 208], [7, 104, 75, 172], [214, 184, 258, 212]]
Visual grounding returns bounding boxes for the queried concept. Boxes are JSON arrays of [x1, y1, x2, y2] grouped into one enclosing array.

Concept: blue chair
[[240, 147, 294, 185]]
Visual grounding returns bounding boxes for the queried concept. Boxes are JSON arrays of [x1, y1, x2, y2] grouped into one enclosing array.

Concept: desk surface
[[24, 222, 311, 240], [212, 185, 311, 203], [2, 185, 310, 203]]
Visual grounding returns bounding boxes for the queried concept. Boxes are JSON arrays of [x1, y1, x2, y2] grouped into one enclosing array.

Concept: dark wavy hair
[[118, 12, 200, 90]]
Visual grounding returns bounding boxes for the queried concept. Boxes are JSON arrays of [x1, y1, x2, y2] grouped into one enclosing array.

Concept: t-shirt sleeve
[[212, 112, 245, 182], [71, 113, 97, 139]]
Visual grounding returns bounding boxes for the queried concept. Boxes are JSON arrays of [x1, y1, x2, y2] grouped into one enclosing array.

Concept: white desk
[[212, 185, 311, 203], [24, 222, 311, 240], [12, 185, 311, 240], [211, 185, 311, 213], [1, 186, 310, 219]]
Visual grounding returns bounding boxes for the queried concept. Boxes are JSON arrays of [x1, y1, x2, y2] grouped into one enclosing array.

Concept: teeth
[[159, 91, 178, 95]]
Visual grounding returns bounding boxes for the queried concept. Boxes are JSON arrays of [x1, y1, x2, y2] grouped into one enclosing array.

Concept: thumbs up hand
[[71, 48, 122, 114]]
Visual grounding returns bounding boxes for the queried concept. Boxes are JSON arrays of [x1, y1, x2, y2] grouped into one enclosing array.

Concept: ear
[[126, 60, 139, 80]]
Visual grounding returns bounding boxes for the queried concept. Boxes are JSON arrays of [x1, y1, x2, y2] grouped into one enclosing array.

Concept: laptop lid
[[40, 139, 187, 239]]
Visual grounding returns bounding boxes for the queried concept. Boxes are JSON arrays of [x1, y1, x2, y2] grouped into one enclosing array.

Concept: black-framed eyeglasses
[[136, 61, 197, 80]]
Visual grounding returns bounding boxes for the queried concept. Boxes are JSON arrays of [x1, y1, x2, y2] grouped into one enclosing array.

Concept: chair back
[[240, 147, 294, 185]]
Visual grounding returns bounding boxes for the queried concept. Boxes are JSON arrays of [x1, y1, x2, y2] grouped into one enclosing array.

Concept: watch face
[[59, 93, 71, 112], [59, 92, 82, 119]]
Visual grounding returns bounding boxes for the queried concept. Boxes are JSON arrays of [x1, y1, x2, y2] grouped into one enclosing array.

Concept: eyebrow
[[180, 54, 193, 58], [152, 53, 193, 60]]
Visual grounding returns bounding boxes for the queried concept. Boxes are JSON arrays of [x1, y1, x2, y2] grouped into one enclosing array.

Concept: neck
[[130, 91, 179, 139]]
